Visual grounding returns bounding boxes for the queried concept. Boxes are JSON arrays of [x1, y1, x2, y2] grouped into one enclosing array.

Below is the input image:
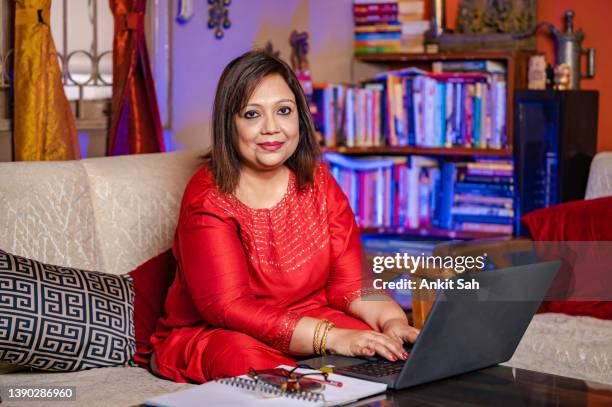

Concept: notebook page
[[145, 379, 322, 407]]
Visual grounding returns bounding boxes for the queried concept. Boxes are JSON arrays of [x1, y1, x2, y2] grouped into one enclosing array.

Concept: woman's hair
[[205, 50, 321, 194]]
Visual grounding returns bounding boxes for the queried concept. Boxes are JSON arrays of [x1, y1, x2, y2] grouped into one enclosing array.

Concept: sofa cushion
[[521, 196, 612, 320], [0, 249, 135, 371], [128, 249, 176, 368], [0, 160, 101, 271], [585, 151, 612, 199], [0, 366, 194, 407], [82, 150, 202, 275], [504, 313, 612, 385]]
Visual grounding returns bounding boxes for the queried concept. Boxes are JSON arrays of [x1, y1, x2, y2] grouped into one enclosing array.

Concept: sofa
[[1, 150, 611, 406], [0, 150, 202, 406]]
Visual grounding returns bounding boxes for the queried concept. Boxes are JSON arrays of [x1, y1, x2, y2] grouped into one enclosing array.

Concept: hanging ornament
[[176, 0, 194, 24], [289, 31, 313, 100], [208, 0, 231, 39]]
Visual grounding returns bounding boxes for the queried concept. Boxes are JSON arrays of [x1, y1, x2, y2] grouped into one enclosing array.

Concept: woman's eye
[[278, 106, 292, 115], [244, 110, 259, 119]]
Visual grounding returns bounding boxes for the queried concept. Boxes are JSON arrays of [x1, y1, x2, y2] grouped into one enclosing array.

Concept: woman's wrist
[[379, 315, 409, 332], [312, 320, 336, 355], [323, 326, 341, 355]]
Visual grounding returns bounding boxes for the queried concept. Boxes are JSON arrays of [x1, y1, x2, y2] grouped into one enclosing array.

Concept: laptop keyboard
[[340, 358, 407, 378]]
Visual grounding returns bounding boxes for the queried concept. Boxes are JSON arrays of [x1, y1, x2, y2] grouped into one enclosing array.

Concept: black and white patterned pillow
[[0, 249, 135, 371]]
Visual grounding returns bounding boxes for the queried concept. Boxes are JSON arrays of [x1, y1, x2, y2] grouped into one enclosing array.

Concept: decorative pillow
[[128, 249, 176, 369], [521, 196, 612, 320], [0, 249, 135, 371]]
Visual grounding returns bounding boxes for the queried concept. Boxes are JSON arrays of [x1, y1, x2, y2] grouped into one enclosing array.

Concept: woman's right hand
[[325, 328, 408, 361]]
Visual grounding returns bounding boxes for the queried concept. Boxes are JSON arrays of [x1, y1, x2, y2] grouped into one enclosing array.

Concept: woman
[[151, 50, 419, 383]]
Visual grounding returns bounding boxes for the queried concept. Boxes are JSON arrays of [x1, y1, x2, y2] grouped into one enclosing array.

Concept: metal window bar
[[0, 0, 171, 160], [0, 0, 113, 118], [58, 0, 113, 120], [1, 1, 15, 103]]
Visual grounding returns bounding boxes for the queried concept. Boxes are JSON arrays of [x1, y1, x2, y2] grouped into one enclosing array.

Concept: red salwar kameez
[[151, 164, 374, 383]]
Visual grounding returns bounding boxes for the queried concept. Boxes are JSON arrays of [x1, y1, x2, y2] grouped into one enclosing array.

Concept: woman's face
[[234, 74, 300, 172]]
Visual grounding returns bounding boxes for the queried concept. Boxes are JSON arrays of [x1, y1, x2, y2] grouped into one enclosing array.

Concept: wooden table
[[349, 365, 612, 406]]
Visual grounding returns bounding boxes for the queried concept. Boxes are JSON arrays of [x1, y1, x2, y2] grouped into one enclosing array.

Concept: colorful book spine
[[325, 154, 515, 234], [312, 68, 507, 150]]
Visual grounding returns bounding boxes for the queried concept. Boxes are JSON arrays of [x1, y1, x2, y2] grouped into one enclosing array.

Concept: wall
[[170, 0, 356, 151], [444, 0, 612, 152]]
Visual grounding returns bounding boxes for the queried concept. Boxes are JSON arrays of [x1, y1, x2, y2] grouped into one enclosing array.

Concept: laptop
[[301, 260, 560, 389]]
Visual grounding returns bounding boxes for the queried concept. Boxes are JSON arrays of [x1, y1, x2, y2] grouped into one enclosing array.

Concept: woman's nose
[[260, 111, 280, 134]]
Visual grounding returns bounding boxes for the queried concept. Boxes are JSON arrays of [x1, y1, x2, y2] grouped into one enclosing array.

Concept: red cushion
[[128, 249, 176, 368], [521, 196, 612, 320]]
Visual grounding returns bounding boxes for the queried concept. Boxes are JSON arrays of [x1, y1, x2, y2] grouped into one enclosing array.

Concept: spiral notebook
[[145, 365, 387, 407]]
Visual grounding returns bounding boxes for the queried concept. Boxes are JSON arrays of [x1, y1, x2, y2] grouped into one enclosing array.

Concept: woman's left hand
[[381, 318, 419, 344]]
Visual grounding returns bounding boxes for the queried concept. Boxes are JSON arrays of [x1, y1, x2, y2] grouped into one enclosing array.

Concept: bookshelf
[[359, 226, 509, 240], [317, 51, 532, 240], [354, 51, 532, 150], [324, 146, 513, 157]]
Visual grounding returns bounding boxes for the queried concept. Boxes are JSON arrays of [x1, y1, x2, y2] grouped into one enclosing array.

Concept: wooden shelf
[[323, 146, 512, 157], [355, 51, 527, 64], [359, 226, 511, 240]]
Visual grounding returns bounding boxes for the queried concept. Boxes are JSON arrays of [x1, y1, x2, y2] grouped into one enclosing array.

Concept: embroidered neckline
[[224, 170, 296, 214]]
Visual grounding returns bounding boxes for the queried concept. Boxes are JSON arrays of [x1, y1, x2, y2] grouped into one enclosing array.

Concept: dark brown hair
[[204, 50, 321, 194]]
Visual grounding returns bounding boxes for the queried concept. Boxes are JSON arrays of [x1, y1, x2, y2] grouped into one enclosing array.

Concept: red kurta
[[151, 163, 373, 383]]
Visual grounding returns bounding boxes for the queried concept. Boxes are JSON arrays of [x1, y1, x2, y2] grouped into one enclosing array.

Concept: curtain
[[108, 0, 165, 155], [14, 0, 80, 161]]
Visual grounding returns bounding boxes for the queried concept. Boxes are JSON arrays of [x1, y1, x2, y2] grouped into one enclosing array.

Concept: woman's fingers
[[365, 332, 405, 361], [400, 326, 420, 344], [387, 324, 420, 344], [376, 333, 405, 360], [347, 330, 412, 361]]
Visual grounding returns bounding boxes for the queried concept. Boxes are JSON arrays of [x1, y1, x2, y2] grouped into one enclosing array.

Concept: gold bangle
[[320, 321, 335, 356], [313, 319, 327, 355]]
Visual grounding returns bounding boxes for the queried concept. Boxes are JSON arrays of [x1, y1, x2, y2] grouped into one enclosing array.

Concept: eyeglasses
[[247, 364, 329, 400]]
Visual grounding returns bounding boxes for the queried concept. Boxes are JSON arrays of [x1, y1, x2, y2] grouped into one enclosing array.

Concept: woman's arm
[[179, 207, 303, 353], [292, 315, 408, 360], [324, 168, 419, 350], [348, 296, 418, 344]]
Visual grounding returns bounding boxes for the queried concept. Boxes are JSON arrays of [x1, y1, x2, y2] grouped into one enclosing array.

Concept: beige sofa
[[1, 150, 612, 406], [0, 151, 202, 406]]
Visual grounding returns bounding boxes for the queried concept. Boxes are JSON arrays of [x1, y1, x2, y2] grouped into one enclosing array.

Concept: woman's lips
[[257, 141, 284, 151]]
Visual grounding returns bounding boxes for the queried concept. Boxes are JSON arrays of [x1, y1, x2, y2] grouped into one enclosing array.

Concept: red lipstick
[[257, 141, 284, 151]]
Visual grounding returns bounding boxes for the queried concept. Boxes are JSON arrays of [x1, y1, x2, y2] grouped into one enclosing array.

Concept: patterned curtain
[[108, 0, 165, 155], [14, 0, 80, 161]]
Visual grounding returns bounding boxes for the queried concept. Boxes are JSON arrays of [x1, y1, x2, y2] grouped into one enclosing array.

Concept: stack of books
[[325, 153, 515, 235], [445, 160, 514, 234], [326, 153, 440, 230], [312, 82, 385, 148], [353, 0, 428, 55], [311, 62, 507, 149], [397, 0, 428, 53]]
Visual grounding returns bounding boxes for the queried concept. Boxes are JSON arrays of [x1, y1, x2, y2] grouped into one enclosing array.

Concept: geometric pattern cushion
[[0, 249, 135, 371]]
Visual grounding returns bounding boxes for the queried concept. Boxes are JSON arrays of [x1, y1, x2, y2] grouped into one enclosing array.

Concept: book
[[353, 3, 399, 15], [432, 60, 506, 74], [398, 0, 424, 15], [145, 365, 387, 407]]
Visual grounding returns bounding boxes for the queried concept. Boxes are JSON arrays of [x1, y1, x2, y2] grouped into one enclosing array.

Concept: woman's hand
[[325, 328, 407, 361], [381, 318, 419, 344]]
